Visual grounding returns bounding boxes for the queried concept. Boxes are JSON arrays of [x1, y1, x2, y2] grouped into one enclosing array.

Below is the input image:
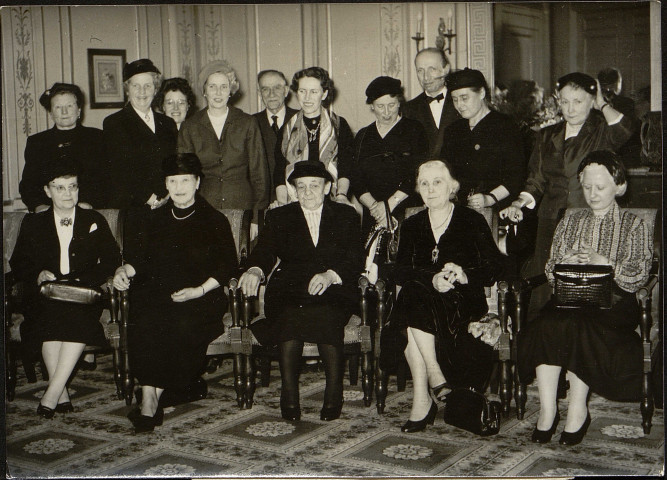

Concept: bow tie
[[426, 93, 444, 104], [60, 217, 73, 227]]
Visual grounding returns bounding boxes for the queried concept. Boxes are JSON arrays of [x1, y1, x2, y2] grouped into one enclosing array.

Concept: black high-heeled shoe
[[401, 401, 437, 433], [559, 412, 591, 446], [281, 405, 301, 421], [320, 404, 343, 421], [531, 411, 560, 443], [55, 402, 74, 414], [36, 403, 56, 419], [130, 406, 164, 434]]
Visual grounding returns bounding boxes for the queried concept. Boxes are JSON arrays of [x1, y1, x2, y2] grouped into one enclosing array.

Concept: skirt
[[36, 297, 107, 346]]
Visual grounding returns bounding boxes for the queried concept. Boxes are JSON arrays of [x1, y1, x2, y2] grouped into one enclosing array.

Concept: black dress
[[126, 196, 238, 389], [351, 117, 428, 236], [441, 110, 526, 209], [20, 125, 108, 210], [380, 206, 505, 391], [9, 207, 121, 345]]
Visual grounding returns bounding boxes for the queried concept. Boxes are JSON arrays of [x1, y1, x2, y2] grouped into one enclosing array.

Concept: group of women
[[13, 54, 647, 445]]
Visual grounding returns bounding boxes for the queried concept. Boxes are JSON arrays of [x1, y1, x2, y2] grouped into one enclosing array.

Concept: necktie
[[271, 115, 279, 135], [426, 93, 444, 104], [60, 217, 73, 227]]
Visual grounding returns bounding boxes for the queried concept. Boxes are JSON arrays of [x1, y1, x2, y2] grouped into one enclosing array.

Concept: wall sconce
[[435, 10, 456, 55], [411, 12, 424, 52]]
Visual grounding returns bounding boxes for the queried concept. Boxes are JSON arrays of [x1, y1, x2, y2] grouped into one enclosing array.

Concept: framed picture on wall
[[87, 48, 126, 108]]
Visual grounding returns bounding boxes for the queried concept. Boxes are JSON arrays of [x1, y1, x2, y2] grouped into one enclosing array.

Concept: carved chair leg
[[111, 344, 122, 400], [258, 354, 272, 387], [361, 351, 373, 407], [348, 355, 359, 386], [376, 368, 389, 414], [233, 353, 245, 409], [397, 360, 408, 392], [642, 366, 654, 434], [499, 359, 513, 417], [243, 354, 256, 409]]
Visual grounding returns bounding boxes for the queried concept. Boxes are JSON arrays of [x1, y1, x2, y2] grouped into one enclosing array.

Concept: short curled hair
[[152, 77, 197, 118], [291, 67, 334, 107], [123, 71, 162, 96], [577, 150, 627, 186], [416, 159, 460, 201]]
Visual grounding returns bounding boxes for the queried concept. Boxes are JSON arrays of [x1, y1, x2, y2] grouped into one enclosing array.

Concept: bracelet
[[600, 103, 610, 112], [487, 192, 499, 205]]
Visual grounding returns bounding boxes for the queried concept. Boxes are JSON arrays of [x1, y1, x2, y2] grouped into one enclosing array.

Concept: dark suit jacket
[[103, 105, 178, 209], [178, 107, 269, 212], [253, 107, 298, 202], [20, 125, 107, 211], [403, 91, 461, 157], [10, 206, 121, 297], [246, 200, 364, 320]]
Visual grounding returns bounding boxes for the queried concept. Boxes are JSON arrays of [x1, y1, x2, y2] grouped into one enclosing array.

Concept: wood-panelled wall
[[2, 3, 494, 209]]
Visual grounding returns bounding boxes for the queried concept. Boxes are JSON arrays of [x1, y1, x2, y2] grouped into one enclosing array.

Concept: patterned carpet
[[5, 353, 664, 478]]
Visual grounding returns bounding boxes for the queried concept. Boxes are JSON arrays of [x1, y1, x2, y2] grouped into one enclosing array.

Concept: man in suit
[[403, 48, 460, 157], [239, 160, 363, 421], [253, 70, 298, 203]]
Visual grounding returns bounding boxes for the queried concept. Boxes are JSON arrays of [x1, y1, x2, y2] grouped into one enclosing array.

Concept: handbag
[[39, 281, 102, 305], [442, 387, 501, 436], [553, 264, 614, 309], [363, 202, 399, 284]]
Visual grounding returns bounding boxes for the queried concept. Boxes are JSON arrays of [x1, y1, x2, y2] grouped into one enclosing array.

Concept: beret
[[365, 76, 403, 104], [123, 59, 160, 82], [43, 157, 79, 186], [162, 153, 204, 178], [556, 72, 597, 94], [287, 160, 334, 184], [445, 68, 486, 92], [39, 83, 84, 110]]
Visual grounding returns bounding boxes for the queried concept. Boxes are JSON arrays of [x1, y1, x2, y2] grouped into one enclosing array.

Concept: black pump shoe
[[281, 406, 301, 421], [320, 404, 343, 421], [55, 402, 74, 414], [531, 411, 560, 443], [130, 406, 164, 434], [559, 413, 591, 446], [401, 401, 437, 433], [36, 403, 56, 419]]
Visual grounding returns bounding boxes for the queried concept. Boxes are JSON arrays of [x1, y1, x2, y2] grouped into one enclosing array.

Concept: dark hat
[[43, 157, 79, 186], [162, 153, 204, 178], [446, 68, 487, 92], [287, 160, 333, 185], [365, 76, 403, 104], [123, 58, 160, 82], [556, 72, 597, 94], [39, 83, 84, 111]]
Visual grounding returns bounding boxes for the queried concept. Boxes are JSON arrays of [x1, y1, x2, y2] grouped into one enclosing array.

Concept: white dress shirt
[[132, 105, 155, 133], [54, 209, 75, 275], [266, 106, 287, 130], [427, 87, 447, 129]]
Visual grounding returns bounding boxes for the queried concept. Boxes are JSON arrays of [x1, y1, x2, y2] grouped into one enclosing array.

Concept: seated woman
[[10, 159, 121, 418], [239, 161, 364, 422], [112, 153, 238, 434], [517, 150, 652, 445], [380, 160, 505, 432]]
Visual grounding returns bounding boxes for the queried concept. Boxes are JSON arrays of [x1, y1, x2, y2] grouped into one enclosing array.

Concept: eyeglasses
[[49, 183, 79, 194], [164, 99, 188, 108], [260, 86, 286, 96]]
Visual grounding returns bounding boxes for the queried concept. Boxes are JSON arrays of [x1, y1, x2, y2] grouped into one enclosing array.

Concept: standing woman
[[10, 159, 121, 418], [274, 67, 355, 206], [152, 77, 198, 130], [441, 68, 526, 211], [20, 83, 107, 211], [352, 76, 428, 237], [113, 153, 238, 434], [178, 60, 269, 239], [103, 59, 178, 211]]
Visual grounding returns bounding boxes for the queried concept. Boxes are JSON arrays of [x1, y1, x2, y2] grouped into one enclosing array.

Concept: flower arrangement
[[492, 79, 562, 131]]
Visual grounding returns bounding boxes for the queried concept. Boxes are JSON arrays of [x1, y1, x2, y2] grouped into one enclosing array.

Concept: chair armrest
[[238, 210, 253, 271], [520, 273, 548, 292]]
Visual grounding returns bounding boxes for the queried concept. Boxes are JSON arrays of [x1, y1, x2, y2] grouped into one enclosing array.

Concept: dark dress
[[247, 200, 364, 347], [517, 204, 652, 401], [125, 196, 238, 389], [9, 207, 121, 345], [351, 117, 428, 235], [20, 125, 108, 210], [380, 206, 505, 391], [441, 110, 526, 209]]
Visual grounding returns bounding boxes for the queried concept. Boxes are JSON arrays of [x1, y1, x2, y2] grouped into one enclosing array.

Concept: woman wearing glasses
[[153, 77, 198, 130], [10, 159, 121, 418]]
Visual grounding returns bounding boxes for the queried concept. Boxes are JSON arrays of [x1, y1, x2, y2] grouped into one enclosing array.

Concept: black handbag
[[442, 387, 501, 436], [553, 264, 614, 309], [39, 281, 102, 305]]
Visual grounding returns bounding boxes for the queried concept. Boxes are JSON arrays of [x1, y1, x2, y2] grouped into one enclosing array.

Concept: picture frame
[[87, 48, 126, 109]]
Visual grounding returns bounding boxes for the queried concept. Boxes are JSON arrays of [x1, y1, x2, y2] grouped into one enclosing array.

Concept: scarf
[[281, 109, 340, 201]]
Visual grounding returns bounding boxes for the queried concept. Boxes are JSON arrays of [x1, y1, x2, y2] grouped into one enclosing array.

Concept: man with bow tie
[[239, 160, 363, 422], [403, 48, 461, 157]]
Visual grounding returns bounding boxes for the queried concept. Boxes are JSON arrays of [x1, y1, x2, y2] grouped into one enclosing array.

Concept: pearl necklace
[[171, 208, 195, 220]]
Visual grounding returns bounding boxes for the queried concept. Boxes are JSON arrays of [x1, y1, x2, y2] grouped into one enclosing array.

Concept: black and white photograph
[[1, 2, 663, 478]]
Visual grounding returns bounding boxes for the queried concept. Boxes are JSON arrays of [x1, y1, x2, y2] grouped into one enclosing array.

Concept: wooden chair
[[115, 209, 252, 406], [509, 207, 661, 434], [4, 209, 126, 402], [373, 206, 514, 414]]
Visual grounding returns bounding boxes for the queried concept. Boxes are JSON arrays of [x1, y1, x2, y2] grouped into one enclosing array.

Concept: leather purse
[[39, 281, 102, 305], [554, 264, 614, 309], [442, 387, 501, 436]]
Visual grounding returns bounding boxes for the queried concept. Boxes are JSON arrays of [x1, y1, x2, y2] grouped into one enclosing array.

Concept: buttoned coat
[[403, 91, 461, 157], [178, 106, 270, 211]]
